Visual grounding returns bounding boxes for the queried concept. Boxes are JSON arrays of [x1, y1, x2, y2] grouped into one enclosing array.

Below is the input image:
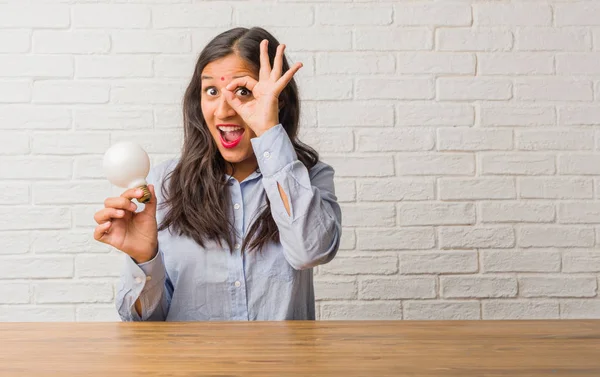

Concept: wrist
[[254, 121, 279, 137], [132, 245, 158, 264]]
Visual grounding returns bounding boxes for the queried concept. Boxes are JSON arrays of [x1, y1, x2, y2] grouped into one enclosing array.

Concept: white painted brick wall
[[1, 1, 600, 322]]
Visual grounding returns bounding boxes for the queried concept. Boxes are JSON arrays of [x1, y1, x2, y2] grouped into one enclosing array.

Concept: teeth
[[218, 126, 243, 132]]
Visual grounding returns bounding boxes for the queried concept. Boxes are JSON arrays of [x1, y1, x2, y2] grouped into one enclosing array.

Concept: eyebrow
[[201, 75, 247, 80]]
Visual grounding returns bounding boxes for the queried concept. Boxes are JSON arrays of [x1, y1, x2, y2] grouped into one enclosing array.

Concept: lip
[[216, 124, 244, 149]]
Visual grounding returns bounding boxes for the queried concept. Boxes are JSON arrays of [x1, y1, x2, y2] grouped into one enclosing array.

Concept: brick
[[439, 178, 515, 200], [559, 106, 600, 126], [474, 4, 551, 26], [356, 28, 432, 51], [74, 156, 104, 179], [519, 178, 593, 199], [74, 108, 152, 130], [33, 182, 111, 205], [478, 53, 554, 75], [399, 251, 478, 274], [0, 30, 30, 53], [33, 81, 109, 104], [154, 55, 195, 78], [0, 182, 29, 205], [298, 77, 352, 100], [73, 4, 151, 28], [298, 129, 353, 153], [481, 202, 555, 223], [555, 3, 600, 26], [404, 301, 480, 320], [395, 3, 471, 26], [357, 129, 434, 152], [437, 28, 512, 52], [560, 155, 600, 175], [483, 300, 559, 319], [0, 106, 71, 130], [441, 276, 517, 298], [314, 278, 357, 300], [0, 257, 73, 279], [518, 226, 595, 248], [357, 78, 433, 100], [0, 283, 30, 304], [482, 250, 561, 272], [439, 226, 515, 249], [76, 305, 121, 322], [360, 277, 436, 299], [271, 28, 351, 51], [339, 228, 356, 250], [480, 106, 555, 127], [556, 53, 600, 75], [111, 82, 185, 105], [321, 301, 402, 320], [396, 153, 474, 176], [516, 79, 593, 101], [560, 300, 600, 319], [32, 132, 109, 155], [0, 306, 75, 322], [155, 107, 183, 129], [33, 31, 110, 54], [318, 102, 394, 127], [75, 254, 122, 278], [0, 207, 70, 230], [0, 157, 72, 179], [321, 156, 393, 177], [398, 203, 475, 226], [396, 104, 474, 127], [112, 31, 191, 53], [438, 128, 512, 151], [358, 178, 434, 201], [520, 276, 597, 298], [76, 56, 153, 78], [559, 202, 600, 224], [0, 81, 30, 104], [320, 255, 398, 276], [0, 56, 72, 77], [33, 231, 113, 254], [0, 5, 69, 28], [154, 4, 232, 28], [0, 232, 31, 255], [332, 179, 355, 202], [36, 281, 114, 304], [397, 52, 475, 74], [516, 28, 591, 51], [317, 53, 394, 74], [340, 204, 395, 227], [111, 130, 182, 154], [563, 251, 600, 273], [481, 154, 555, 175], [0, 131, 29, 154], [437, 78, 512, 101], [318, 5, 391, 26], [358, 228, 435, 250]]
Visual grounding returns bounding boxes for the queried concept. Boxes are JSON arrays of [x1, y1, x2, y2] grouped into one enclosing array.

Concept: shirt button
[[256, 168, 261, 174], [234, 281, 241, 288], [234, 243, 241, 250], [234, 203, 240, 210], [263, 151, 270, 159], [146, 276, 152, 281], [135, 277, 143, 284]]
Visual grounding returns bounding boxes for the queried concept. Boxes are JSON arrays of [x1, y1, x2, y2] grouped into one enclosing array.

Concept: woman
[[93, 27, 342, 321]]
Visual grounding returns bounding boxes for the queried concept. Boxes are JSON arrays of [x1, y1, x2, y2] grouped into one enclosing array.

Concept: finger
[[271, 44, 285, 80], [224, 76, 258, 92], [259, 39, 271, 81], [93, 221, 112, 242], [104, 195, 138, 213], [222, 88, 244, 113], [141, 184, 157, 216], [275, 62, 303, 93], [94, 208, 127, 225]]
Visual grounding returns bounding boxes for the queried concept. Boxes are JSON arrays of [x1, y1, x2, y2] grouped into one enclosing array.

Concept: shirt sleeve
[[115, 250, 173, 321], [250, 123, 342, 270]]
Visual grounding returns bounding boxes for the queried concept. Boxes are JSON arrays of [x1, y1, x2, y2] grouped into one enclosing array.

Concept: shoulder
[[308, 159, 335, 179]]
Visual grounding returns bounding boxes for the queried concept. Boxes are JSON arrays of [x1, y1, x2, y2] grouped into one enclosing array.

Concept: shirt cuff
[[126, 250, 167, 292], [251, 123, 298, 178]]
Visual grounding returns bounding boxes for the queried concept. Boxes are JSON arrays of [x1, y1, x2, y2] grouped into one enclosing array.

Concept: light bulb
[[103, 141, 152, 203]]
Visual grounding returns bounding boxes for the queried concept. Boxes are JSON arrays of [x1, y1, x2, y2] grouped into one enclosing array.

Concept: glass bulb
[[103, 141, 151, 203]]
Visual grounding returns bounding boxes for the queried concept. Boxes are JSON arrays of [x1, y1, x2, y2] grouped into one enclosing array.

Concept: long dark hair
[[158, 27, 319, 253]]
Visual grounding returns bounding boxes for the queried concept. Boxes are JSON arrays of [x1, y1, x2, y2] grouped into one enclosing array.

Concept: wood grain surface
[[1, 320, 599, 376]]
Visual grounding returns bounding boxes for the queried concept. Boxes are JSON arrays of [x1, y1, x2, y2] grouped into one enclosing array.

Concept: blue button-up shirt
[[115, 124, 342, 321]]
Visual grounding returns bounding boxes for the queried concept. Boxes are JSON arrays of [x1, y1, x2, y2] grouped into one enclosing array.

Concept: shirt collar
[[224, 168, 262, 184]]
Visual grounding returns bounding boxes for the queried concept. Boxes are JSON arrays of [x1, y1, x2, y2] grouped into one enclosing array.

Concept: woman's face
[[200, 54, 258, 165]]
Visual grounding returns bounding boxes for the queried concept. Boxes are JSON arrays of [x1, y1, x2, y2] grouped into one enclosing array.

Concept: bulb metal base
[[138, 185, 152, 203]]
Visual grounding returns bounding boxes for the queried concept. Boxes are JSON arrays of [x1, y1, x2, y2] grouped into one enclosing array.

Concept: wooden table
[[1, 320, 599, 376]]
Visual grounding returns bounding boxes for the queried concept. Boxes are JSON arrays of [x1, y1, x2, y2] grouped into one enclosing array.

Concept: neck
[[227, 155, 259, 182]]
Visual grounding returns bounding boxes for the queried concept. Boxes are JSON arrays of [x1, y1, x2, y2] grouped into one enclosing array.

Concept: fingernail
[[117, 210, 124, 216]]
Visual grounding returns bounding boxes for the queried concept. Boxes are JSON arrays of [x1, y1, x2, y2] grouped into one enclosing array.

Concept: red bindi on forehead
[[220, 76, 225, 81]]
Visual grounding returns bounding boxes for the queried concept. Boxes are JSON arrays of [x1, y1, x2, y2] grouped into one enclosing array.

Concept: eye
[[235, 87, 252, 97], [205, 87, 218, 96]]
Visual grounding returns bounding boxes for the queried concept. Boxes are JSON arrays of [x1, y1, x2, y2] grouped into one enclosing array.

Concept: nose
[[214, 93, 236, 119]]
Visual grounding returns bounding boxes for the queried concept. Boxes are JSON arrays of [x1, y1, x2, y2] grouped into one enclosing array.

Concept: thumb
[[142, 184, 157, 216]]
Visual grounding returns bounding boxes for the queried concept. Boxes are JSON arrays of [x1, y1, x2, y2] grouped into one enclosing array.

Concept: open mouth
[[217, 125, 245, 149]]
